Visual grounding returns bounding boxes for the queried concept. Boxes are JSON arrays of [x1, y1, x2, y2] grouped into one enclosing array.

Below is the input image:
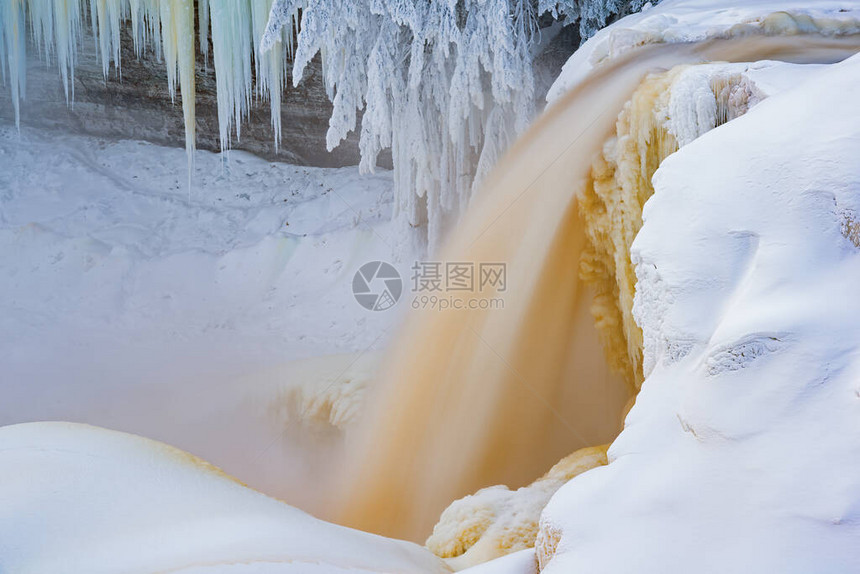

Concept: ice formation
[[0, 0, 198, 162], [0, 0, 292, 163], [1, 0, 29, 128], [537, 50, 860, 574], [1, 0, 653, 246], [579, 59, 810, 388], [208, 0, 289, 152], [160, 0, 196, 180], [262, 0, 542, 247], [427, 445, 608, 571], [5, 1, 859, 243]]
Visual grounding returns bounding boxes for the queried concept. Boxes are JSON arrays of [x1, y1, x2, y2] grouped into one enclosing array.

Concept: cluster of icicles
[[0, 0, 292, 170]]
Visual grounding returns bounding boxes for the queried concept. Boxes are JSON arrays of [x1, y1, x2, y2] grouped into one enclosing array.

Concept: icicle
[[251, 0, 284, 150], [159, 0, 197, 188], [53, 0, 83, 102], [90, 0, 124, 78], [209, 0, 253, 151], [27, 0, 53, 62], [128, 0, 162, 59], [1, 0, 27, 129], [160, 0, 179, 100], [128, 0, 146, 57], [198, 0, 210, 67]]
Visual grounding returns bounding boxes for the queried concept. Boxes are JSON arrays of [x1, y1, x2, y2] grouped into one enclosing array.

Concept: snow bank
[[538, 50, 860, 574], [547, 0, 860, 102], [0, 422, 450, 574]]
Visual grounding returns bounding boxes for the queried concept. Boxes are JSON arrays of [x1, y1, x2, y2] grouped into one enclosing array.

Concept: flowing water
[[330, 33, 860, 542]]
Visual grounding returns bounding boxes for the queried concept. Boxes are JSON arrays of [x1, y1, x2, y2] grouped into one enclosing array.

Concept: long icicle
[[159, 0, 197, 190], [1, 0, 26, 129], [209, 0, 253, 152], [198, 0, 209, 67], [251, 0, 283, 150]]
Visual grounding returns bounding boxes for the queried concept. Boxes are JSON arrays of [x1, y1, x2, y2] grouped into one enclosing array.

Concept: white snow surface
[[538, 51, 860, 574], [0, 421, 450, 574], [0, 123, 414, 506], [547, 0, 860, 102], [459, 550, 536, 574]]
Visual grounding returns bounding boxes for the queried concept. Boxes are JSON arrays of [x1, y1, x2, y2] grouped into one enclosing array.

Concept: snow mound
[[0, 422, 450, 574], [547, 0, 860, 102], [538, 51, 860, 574]]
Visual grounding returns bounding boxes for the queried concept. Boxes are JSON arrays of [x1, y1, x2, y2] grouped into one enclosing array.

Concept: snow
[[547, 0, 860, 102], [537, 50, 860, 574], [0, 121, 413, 511], [459, 550, 536, 574], [0, 421, 450, 574]]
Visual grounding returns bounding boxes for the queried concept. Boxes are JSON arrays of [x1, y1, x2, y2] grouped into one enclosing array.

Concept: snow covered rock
[[538, 49, 860, 574], [0, 422, 451, 574], [547, 0, 860, 102], [427, 446, 608, 570], [579, 58, 823, 388]]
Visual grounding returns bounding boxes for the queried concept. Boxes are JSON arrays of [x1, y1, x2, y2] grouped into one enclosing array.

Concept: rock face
[[0, 26, 369, 168]]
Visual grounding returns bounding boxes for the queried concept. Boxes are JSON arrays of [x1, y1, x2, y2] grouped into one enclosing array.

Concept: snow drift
[[0, 421, 450, 574]]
